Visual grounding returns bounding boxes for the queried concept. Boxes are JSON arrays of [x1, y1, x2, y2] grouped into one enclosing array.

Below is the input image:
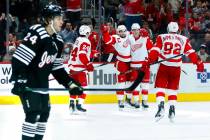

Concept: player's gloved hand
[[10, 75, 27, 95], [90, 50, 100, 58], [86, 62, 94, 72], [140, 28, 149, 37], [129, 69, 138, 81], [196, 60, 204, 72], [68, 81, 83, 96]]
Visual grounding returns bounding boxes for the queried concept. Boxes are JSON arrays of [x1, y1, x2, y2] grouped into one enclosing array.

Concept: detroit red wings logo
[[131, 43, 143, 52], [123, 39, 131, 48]]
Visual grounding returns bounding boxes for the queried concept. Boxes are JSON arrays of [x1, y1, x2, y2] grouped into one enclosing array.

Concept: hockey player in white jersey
[[68, 25, 94, 113], [102, 24, 135, 110], [125, 23, 153, 109], [148, 22, 204, 122]]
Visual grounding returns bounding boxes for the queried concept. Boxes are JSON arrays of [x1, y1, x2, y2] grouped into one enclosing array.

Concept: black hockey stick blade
[[28, 71, 145, 92]]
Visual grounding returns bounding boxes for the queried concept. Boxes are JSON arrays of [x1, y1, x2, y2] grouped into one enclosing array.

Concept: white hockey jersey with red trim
[[130, 36, 153, 68], [68, 37, 91, 71], [104, 32, 135, 62], [151, 33, 195, 67]]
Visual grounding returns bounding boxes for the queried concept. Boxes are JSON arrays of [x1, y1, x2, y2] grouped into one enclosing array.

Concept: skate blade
[[142, 107, 149, 111], [155, 115, 164, 122]]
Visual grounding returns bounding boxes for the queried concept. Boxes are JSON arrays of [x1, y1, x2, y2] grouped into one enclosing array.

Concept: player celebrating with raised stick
[[9, 3, 83, 140], [148, 22, 204, 122]]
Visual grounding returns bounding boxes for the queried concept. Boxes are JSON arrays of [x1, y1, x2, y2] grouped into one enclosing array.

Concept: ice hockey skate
[[69, 100, 76, 114], [125, 95, 134, 107], [76, 100, 87, 112], [155, 101, 165, 122], [142, 100, 149, 110], [118, 100, 125, 111], [133, 101, 140, 109], [168, 105, 175, 122]]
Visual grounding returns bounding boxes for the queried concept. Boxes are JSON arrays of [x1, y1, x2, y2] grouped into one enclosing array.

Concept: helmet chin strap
[[50, 19, 57, 34]]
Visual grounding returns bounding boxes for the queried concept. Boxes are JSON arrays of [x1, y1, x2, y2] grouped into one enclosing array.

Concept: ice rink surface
[[0, 102, 210, 140]]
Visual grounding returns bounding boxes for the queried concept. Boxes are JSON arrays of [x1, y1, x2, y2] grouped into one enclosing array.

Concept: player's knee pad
[[39, 111, 50, 122], [25, 111, 40, 123]]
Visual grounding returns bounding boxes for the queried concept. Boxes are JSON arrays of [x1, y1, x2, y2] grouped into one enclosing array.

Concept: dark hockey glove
[[10, 75, 27, 95], [68, 81, 83, 95]]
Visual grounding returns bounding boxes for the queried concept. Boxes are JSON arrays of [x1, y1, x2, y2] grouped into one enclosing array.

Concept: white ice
[[0, 102, 210, 140]]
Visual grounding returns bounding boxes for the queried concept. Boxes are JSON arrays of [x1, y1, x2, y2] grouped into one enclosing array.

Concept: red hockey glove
[[129, 70, 138, 82], [86, 62, 94, 72], [91, 50, 100, 58], [196, 60, 204, 72], [140, 28, 149, 37]]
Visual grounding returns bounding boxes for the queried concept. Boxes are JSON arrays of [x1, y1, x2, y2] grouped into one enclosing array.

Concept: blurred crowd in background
[[0, 0, 210, 62]]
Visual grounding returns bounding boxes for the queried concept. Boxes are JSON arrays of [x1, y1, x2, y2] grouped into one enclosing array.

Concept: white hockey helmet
[[131, 23, 140, 30], [79, 25, 91, 36], [167, 22, 179, 33], [117, 25, 127, 33]]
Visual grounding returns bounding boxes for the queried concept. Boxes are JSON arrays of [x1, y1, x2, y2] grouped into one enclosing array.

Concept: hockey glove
[[196, 60, 204, 72], [86, 62, 94, 72], [10, 75, 27, 96], [68, 81, 83, 95]]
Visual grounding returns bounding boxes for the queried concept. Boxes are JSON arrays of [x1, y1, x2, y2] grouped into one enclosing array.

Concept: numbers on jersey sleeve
[[163, 42, 181, 55], [71, 47, 78, 61], [24, 33, 38, 45]]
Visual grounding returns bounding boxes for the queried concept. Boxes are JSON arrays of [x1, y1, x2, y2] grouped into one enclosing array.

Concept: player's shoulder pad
[[29, 24, 50, 40]]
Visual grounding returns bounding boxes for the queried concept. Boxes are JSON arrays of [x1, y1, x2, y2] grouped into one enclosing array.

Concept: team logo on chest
[[38, 51, 57, 68], [131, 43, 143, 52]]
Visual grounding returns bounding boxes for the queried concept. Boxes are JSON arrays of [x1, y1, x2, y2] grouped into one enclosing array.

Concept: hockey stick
[[30, 70, 145, 91]]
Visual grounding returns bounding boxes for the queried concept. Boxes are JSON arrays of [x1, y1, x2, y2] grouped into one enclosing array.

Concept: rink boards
[[1, 62, 210, 104]]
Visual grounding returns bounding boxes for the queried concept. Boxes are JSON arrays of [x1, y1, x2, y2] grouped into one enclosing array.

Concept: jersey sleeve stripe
[[40, 34, 50, 39], [36, 27, 45, 32], [16, 49, 33, 61], [30, 24, 41, 30], [13, 54, 30, 65], [19, 44, 36, 56], [185, 49, 195, 56], [39, 30, 47, 36]]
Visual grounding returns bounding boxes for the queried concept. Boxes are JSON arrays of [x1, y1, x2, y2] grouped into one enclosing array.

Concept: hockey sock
[[116, 91, 124, 101], [126, 91, 132, 99], [132, 91, 139, 102], [34, 122, 47, 140], [168, 95, 177, 106], [22, 122, 37, 140], [141, 89, 148, 101], [156, 91, 165, 104]]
